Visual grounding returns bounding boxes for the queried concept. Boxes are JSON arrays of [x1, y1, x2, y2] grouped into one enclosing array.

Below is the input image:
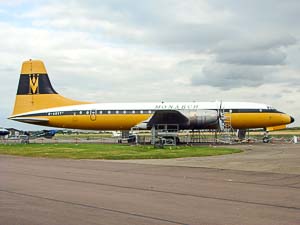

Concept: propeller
[[217, 100, 224, 131]]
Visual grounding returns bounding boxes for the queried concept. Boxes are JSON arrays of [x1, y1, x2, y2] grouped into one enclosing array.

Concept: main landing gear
[[263, 130, 270, 143]]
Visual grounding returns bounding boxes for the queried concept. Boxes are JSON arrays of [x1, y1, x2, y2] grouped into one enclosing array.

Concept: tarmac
[[115, 144, 300, 175], [1, 143, 300, 225]]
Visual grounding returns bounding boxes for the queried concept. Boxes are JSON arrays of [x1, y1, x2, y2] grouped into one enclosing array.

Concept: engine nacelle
[[182, 110, 219, 129]]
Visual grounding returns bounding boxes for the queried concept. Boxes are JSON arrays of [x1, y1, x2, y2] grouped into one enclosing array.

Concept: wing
[[136, 110, 189, 129], [148, 110, 189, 126], [135, 109, 219, 130]]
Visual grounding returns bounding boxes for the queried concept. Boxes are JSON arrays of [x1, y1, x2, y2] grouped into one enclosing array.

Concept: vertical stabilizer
[[12, 60, 89, 115]]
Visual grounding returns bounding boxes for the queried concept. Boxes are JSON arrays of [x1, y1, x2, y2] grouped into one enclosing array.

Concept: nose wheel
[[263, 136, 270, 143]]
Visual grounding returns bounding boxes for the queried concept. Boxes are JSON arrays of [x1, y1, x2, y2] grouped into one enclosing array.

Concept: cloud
[[214, 35, 298, 66], [0, 0, 300, 128], [191, 61, 300, 90], [191, 64, 273, 89], [216, 50, 287, 66], [16, 0, 235, 51]]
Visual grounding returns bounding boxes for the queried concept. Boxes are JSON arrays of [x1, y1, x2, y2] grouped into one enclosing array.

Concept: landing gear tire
[[263, 137, 270, 143], [176, 137, 180, 145]]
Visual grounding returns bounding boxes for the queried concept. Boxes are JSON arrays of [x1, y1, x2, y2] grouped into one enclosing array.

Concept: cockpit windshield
[[266, 105, 277, 112]]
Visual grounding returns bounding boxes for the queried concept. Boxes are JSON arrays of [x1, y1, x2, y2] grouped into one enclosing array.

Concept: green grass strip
[[0, 143, 241, 160]]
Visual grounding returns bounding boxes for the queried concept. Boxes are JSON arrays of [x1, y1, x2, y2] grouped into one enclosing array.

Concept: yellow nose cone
[[281, 113, 294, 125]]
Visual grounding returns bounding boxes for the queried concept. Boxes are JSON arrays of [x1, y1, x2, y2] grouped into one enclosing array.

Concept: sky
[[0, 0, 299, 130]]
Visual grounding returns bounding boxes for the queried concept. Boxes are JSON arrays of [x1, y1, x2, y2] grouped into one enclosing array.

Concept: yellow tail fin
[[11, 60, 89, 115]]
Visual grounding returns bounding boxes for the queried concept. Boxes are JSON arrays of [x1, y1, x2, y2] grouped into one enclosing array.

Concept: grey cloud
[[254, 36, 297, 51], [217, 49, 287, 65], [17, 0, 300, 54], [215, 36, 297, 53], [62, 0, 300, 52], [148, 24, 233, 51], [21, 0, 300, 58], [20, 0, 235, 51], [260, 93, 283, 99], [282, 89, 293, 94], [213, 35, 297, 66], [191, 64, 275, 89], [209, 0, 300, 29], [191, 61, 300, 90], [176, 59, 207, 68]]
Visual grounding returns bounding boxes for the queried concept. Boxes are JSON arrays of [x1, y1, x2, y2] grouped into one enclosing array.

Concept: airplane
[[0, 127, 9, 136], [30, 130, 57, 139], [9, 60, 294, 142]]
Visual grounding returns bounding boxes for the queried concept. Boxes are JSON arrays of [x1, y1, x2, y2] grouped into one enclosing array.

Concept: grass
[[0, 143, 241, 160], [54, 130, 300, 141], [55, 133, 113, 139]]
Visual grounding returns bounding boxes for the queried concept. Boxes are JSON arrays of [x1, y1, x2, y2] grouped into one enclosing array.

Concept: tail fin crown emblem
[[29, 74, 39, 94]]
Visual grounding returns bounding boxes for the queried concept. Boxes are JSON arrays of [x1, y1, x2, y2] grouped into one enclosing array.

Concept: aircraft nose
[[290, 116, 295, 123]]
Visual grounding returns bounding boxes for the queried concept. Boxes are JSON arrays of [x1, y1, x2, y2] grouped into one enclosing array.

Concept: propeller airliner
[[9, 60, 294, 139]]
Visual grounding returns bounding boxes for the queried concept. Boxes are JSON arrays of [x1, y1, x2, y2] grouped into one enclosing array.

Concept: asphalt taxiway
[[116, 144, 300, 174], [1, 144, 300, 225]]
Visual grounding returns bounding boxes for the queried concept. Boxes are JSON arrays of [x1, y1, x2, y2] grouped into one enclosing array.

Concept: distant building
[[6, 128, 23, 137]]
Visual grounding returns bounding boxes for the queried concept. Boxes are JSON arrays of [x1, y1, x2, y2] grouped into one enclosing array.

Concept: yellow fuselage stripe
[[31, 112, 291, 130]]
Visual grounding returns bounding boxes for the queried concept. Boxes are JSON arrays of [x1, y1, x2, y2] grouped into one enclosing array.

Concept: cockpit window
[[267, 105, 275, 111], [266, 105, 279, 112]]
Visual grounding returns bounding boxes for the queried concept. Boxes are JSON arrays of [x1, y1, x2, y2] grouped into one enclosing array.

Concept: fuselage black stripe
[[16, 109, 283, 118]]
